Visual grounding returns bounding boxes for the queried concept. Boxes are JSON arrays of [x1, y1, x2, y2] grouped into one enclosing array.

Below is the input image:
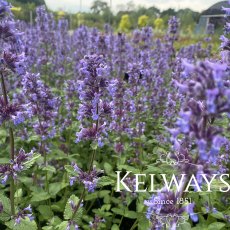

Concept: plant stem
[[0, 72, 15, 216], [118, 215, 124, 228], [71, 101, 99, 221], [43, 146, 49, 193], [71, 148, 97, 220], [130, 219, 138, 230], [88, 149, 96, 172]]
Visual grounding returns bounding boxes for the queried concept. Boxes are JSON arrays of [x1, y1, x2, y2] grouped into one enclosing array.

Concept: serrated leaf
[[31, 191, 50, 202], [42, 165, 56, 173], [56, 221, 68, 230], [5, 218, 37, 230], [111, 208, 124, 216], [210, 212, 225, 220], [85, 190, 110, 201], [104, 162, 113, 174], [42, 227, 53, 230], [208, 222, 226, 230], [85, 192, 98, 201], [23, 153, 41, 170], [65, 165, 75, 175], [0, 194, 11, 221], [37, 205, 53, 220], [64, 195, 83, 223], [15, 188, 23, 199], [90, 142, 98, 150], [111, 224, 119, 230], [97, 176, 114, 187], [177, 222, 191, 230], [0, 158, 10, 164], [28, 135, 40, 142], [124, 210, 137, 219], [49, 182, 68, 197], [117, 165, 140, 173], [138, 214, 150, 230]]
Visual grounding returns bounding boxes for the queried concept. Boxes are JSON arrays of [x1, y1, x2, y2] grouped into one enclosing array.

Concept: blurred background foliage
[[7, 0, 225, 38]]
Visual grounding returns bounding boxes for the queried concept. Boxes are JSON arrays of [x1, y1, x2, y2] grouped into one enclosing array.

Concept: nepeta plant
[[76, 54, 113, 147], [0, 1, 229, 229], [0, 1, 38, 226]]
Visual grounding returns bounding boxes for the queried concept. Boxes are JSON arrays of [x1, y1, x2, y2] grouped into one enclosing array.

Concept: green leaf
[[98, 190, 110, 198], [111, 208, 124, 216], [65, 165, 75, 175], [18, 176, 33, 187], [90, 142, 98, 150], [97, 176, 114, 187], [0, 194, 11, 221], [104, 162, 113, 174], [124, 210, 137, 219], [138, 214, 150, 230], [28, 135, 40, 142], [210, 212, 225, 220], [49, 182, 68, 197], [5, 218, 37, 230], [23, 153, 41, 170], [85, 192, 98, 201], [85, 190, 110, 201], [42, 227, 53, 230], [30, 191, 50, 202], [42, 165, 56, 173], [208, 222, 226, 230], [37, 205, 53, 220], [111, 224, 119, 230], [177, 222, 192, 230], [15, 188, 23, 199], [56, 221, 68, 230], [0, 158, 10, 164], [117, 165, 140, 173], [64, 195, 83, 223]]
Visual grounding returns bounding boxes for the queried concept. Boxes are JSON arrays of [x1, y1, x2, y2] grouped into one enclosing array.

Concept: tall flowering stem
[[0, 71, 15, 215], [69, 54, 113, 222]]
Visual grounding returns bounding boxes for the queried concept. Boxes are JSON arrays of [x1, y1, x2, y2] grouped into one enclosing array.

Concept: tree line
[[8, 0, 201, 33]]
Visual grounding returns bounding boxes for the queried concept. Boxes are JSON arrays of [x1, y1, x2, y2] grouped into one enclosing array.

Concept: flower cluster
[[1, 51, 25, 75], [167, 16, 180, 36], [144, 189, 198, 230], [69, 163, 103, 193], [0, 149, 34, 184], [22, 72, 59, 141], [0, 0, 11, 19], [220, 5, 230, 64], [144, 5, 230, 228], [14, 205, 34, 225], [66, 220, 79, 230], [173, 61, 229, 162], [76, 54, 114, 147], [89, 215, 105, 229], [0, 96, 20, 124]]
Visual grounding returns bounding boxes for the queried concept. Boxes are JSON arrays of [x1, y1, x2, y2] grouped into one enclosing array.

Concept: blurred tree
[[161, 8, 176, 17], [138, 15, 149, 27], [8, 0, 46, 22], [9, 0, 45, 6], [77, 13, 84, 26], [161, 8, 176, 26], [176, 8, 199, 33], [146, 6, 160, 17], [91, 0, 108, 14], [119, 14, 131, 32], [57, 11, 65, 20], [102, 7, 113, 24], [154, 17, 164, 31]]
